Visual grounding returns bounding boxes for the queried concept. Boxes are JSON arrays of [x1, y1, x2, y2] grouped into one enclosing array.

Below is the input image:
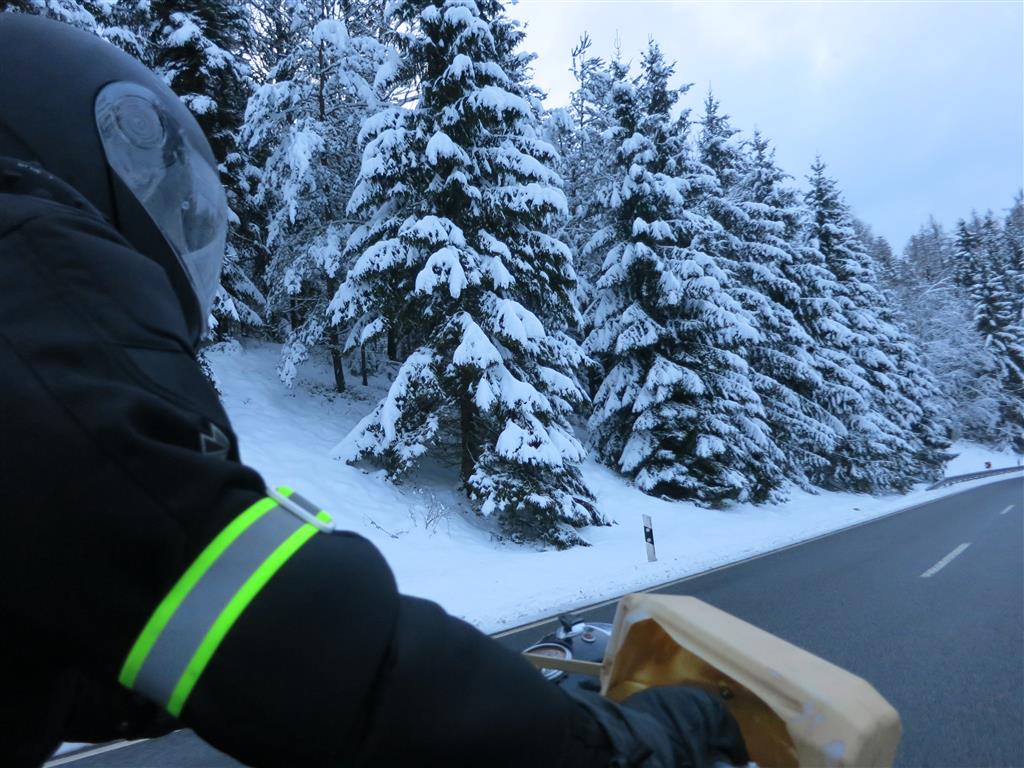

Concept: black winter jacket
[[0, 191, 610, 767]]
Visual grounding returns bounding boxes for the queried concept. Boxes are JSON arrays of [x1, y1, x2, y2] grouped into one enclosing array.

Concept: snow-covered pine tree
[[583, 43, 778, 505], [242, 0, 386, 388], [970, 214, 1022, 358], [804, 158, 947, 489], [895, 220, 999, 443], [741, 165, 876, 492], [1003, 193, 1024, 384], [899, 217, 954, 291], [1000, 197, 1024, 452], [1005, 191, 1024, 320], [151, 0, 249, 162], [871, 294, 953, 483], [545, 33, 614, 287], [697, 96, 846, 491], [848, 222, 952, 481], [959, 213, 1024, 450], [852, 219, 899, 289], [334, 0, 599, 547], [98, 1, 154, 61], [730, 131, 846, 487], [152, 0, 245, 156], [696, 92, 744, 193], [952, 215, 983, 289]]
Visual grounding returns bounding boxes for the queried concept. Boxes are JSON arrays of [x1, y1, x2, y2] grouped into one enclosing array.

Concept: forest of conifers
[[6, 0, 1023, 546]]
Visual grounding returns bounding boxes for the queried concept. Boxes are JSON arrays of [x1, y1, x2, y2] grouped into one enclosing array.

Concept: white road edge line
[[999, 505, 1014, 515], [44, 739, 149, 767], [920, 542, 971, 578]]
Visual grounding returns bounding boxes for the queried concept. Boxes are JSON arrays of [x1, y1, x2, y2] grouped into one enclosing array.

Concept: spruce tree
[[852, 220, 898, 290], [696, 92, 743, 192], [544, 33, 615, 300], [731, 132, 846, 487], [1002, 196, 1024, 424], [242, 0, 386, 386], [1004, 191, 1024, 319], [850, 224, 952, 480], [952, 216, 981, 289], [805, 159, 947, 489], [962, 213, 1024, 450], [584, 44, 778, 504], [334, 0, 600, 547], [967, 216, 1018, 360], [99, 1, 154, 61], [698, 98, 851, 491], [896, 220, 998, 443], [151, 0, 250, 163]]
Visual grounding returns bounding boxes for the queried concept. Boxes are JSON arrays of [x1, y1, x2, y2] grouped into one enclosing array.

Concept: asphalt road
[[48, 475, 1023, 767]]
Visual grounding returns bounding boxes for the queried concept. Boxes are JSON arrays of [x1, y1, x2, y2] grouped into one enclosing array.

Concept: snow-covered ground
[[943, 440, 1022, 475], [207, 338, 1023, 634]]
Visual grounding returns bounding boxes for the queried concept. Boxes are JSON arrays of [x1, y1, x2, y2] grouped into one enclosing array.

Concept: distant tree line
[[7, 0, 1019, 547], [879, 197, 1024, 454]]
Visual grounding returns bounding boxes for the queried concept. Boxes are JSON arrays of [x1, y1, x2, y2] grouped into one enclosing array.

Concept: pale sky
[[507, 0, 1024, 250]]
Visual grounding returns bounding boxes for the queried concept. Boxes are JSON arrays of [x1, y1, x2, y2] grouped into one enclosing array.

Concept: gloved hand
[[566, 685, 750, 768]]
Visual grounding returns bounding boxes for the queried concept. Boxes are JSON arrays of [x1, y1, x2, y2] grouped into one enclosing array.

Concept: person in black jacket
[[0, 13, 749, 768]]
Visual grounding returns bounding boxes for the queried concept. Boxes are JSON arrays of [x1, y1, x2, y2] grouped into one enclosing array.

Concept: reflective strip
[[120, 487, 331, 717]]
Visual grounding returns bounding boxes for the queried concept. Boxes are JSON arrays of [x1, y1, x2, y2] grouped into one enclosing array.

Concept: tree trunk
[[327, 326, 346, 393], [316, 30, 326, 122], [459, 380, 478, 483], [387, 328, 397, 362], [324, 273, 346, 392], [361, 345, 368, 386]]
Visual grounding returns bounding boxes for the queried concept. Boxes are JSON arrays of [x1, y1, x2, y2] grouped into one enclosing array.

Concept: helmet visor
[[95, 81, 226, 332]]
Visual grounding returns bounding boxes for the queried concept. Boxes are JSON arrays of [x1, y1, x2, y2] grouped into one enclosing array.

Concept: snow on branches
[[334, 0, 600, 547]]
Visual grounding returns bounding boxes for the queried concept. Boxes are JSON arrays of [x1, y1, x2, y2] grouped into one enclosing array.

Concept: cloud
[[509, 0, 1023, 248]]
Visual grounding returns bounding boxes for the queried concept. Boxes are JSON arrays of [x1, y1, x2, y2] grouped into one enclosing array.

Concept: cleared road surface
[[48, 475, 1023, 767]]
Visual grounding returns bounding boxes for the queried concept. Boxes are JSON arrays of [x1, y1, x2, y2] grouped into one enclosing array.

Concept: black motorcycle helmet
[[0, 13, 227, 346]]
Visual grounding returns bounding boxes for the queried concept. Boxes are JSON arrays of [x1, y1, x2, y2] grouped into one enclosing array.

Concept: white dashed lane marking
[[920, 543, 972, 578]]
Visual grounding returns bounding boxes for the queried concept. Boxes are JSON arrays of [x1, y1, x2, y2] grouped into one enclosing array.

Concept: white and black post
[[642, 514, 656, 562]]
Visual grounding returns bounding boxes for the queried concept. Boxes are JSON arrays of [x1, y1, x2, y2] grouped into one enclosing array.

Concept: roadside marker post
[[643, 514, 657, 562]]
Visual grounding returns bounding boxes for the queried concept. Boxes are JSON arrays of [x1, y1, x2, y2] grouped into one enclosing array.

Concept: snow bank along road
[[47, 475, 1023, 767]]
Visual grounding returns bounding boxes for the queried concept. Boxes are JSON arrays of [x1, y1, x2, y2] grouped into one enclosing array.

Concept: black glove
[[566, 685, 750, 768]]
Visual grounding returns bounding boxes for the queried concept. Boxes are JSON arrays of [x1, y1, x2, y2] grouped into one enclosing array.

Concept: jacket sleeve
[[0, 201, 608, 768]]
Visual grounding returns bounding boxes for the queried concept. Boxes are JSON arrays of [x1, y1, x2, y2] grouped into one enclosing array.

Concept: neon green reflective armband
[[119, 487, 333, 717]]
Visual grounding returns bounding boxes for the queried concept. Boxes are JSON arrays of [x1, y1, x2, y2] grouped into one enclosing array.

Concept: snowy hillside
[[207, 339, 1020, 633]]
